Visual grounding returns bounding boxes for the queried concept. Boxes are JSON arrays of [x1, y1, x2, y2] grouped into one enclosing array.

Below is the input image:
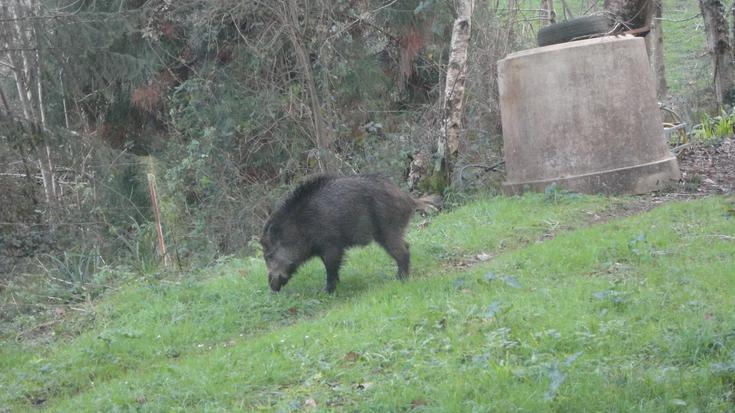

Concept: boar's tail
[[413, 194, 443, 212]]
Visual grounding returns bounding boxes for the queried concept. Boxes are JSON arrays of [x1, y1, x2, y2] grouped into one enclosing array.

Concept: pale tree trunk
[[10, 0, 42, 124], [1, 3, 33, 121], [31, 0, 46, 129], [29, 0, 55, 201], [434, 0, 474, 185], [649, 0, 668, 99], [60, 69, 71, 129], [732, 0, 735, 62], [540, 0, 556, 26], [1, 0, 57, 222], [699, 0, 735, 105]]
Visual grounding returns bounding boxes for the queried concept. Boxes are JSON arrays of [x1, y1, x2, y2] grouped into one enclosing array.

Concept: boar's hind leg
[[320, 248, 344, 293], [379, 236, 410, 280]]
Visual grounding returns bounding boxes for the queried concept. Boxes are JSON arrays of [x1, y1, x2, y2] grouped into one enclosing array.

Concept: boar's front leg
[[320, 248, 344, 293]]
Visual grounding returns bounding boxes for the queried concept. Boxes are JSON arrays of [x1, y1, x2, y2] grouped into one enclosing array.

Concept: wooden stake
[[147, 173, 170, 267]]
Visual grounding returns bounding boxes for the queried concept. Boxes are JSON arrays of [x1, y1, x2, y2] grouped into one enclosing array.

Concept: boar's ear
[[262, 220, 280, 239]]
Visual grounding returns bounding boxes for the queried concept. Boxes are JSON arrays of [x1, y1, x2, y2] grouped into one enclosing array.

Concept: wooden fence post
[[147, 173, 170, 267]]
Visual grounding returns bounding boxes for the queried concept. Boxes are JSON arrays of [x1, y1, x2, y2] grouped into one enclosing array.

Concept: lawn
[[2, 193, 734, 412]]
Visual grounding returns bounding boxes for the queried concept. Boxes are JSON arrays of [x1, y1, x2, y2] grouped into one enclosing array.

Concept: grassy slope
[[2, 194, 734, 412]]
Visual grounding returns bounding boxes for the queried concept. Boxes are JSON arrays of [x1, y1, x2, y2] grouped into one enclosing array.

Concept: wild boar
[[261, 174, 438, 293]]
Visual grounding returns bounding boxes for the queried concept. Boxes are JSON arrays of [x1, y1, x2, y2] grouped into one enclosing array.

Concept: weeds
[[691, 108, 735, 142]]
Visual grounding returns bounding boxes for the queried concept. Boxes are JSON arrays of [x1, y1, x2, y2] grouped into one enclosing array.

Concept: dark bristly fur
[[261, 174, 436, 293], [263, 175, 334, 236]]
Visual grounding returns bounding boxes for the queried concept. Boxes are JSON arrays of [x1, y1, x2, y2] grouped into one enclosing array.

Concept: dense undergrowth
[[2, 193, 734, 412]]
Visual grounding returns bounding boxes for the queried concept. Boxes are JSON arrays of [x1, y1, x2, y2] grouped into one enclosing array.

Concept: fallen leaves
[[677, 136, 735, 194]]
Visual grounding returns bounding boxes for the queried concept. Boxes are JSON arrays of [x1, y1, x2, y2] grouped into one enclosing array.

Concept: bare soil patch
[[591, 136, 735, 223], [677, 137, 735, 195]]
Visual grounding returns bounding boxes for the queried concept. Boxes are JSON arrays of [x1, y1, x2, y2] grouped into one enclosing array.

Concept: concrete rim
[[503, 156, 681, 195], [499, 34, 638, 62]]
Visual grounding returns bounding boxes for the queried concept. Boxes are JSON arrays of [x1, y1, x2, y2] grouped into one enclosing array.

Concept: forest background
[[0, 0, 723, 304]]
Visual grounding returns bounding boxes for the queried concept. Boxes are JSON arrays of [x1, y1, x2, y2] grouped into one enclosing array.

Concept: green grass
[[2, 194, 735, 412], [662, 0, 709, 97]]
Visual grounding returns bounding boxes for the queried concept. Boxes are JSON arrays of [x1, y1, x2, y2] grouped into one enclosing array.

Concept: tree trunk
[[699, 0, 735, 105], [31, 0, 46, 129], [508, 0, 519, 47], [1, 3, 33, 121], [1, 0, 58, 224], [0, 85, 11, 115], [10, 0, 42, 124], [283, 0, 337, 173], [732, 0, 735, 62], [540, 0, 556, 26], [604, 0, 653, 30], [434, 0, 474, 186], [649, 0, 668, 99]]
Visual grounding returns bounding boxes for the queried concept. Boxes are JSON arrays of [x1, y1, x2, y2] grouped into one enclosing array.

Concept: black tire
[[537, 16, 614, 47]]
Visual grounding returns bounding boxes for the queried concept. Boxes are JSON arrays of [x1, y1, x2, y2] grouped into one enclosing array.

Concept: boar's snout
[[268, 273, 288, 292]]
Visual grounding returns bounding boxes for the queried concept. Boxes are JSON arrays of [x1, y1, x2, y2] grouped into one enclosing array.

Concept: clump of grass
[[691, 108, 735, 142]]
